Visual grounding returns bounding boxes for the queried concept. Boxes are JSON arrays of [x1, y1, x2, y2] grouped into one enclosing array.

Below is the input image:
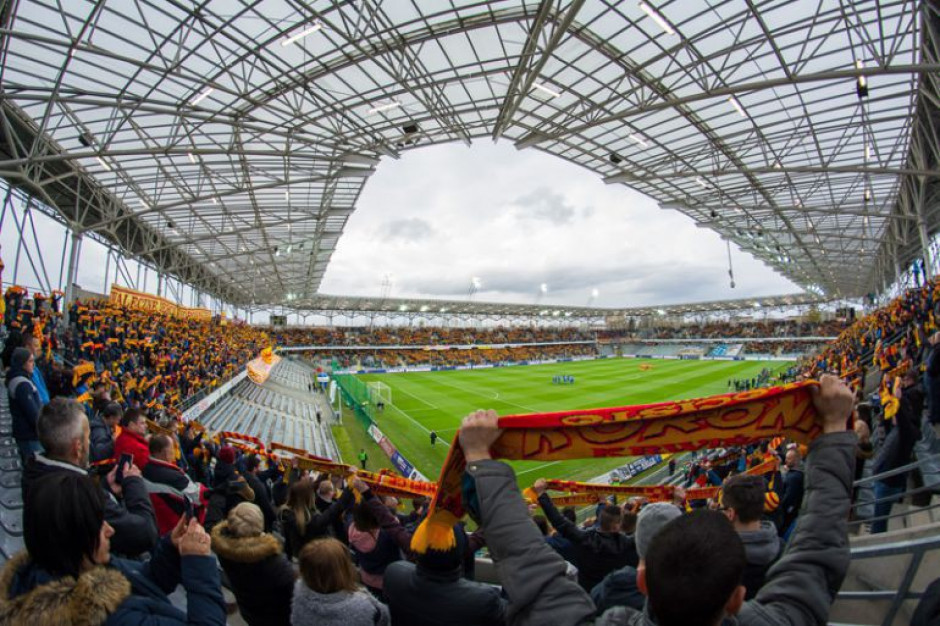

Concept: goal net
[[367, 381, 392, 406]]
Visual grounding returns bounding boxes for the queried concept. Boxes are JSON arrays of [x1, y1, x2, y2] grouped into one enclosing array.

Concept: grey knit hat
[[635, 502, 683, 559]]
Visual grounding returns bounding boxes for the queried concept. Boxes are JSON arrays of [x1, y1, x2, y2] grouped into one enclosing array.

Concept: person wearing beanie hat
[[591, 502, 683, 614], [6, 345, 43, 463], [383, 523, 505, 626], [212, 502, 296, 626], [719, 474, 782, 599]]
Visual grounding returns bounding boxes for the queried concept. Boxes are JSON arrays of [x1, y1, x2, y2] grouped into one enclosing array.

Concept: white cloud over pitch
[[319, 140, 799, 307]]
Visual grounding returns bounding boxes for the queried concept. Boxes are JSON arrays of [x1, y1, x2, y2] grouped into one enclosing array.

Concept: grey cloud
[[378, 218, 434, 242], [512, 187, 577, 225]]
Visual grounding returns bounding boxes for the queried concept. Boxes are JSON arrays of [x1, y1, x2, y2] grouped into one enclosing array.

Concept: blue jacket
[[5, 366, 41, 442], [32, 366, 50, 406], [0, 536, 226, 625]]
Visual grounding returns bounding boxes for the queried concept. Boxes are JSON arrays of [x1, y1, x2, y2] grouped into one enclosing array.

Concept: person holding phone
[[24, 398, 158, 557]]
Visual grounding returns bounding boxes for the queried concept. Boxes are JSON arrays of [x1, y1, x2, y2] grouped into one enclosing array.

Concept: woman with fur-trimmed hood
[[0, 471, 225, 625], [212, 502, 296, 626]]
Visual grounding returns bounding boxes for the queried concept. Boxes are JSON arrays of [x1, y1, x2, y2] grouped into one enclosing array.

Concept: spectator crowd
[[1, 273, 940, 625]]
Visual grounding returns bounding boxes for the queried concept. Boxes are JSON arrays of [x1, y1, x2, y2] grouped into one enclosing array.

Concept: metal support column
[[63, 230, 83, 326]]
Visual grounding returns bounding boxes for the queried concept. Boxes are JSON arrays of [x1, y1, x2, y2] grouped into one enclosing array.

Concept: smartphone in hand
[[115, 453, 133, 483]]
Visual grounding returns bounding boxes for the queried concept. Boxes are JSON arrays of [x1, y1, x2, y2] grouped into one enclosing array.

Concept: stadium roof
[[278, 291, 825, 319], [1, 1, 938, 307]]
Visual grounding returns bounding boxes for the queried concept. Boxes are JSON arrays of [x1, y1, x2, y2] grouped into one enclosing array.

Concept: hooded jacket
[[23, 455, 158, 558], [462, 430, 855, 626], [537, 493, 638, 591], [290, 581, 389, 626], [113, 429, 150, 471], [0, 536, 226, 626], [210, 521, 295, 626], [738, 521, 782, 599], [383, 558, 508, 626], [6, 358, 40, 442]]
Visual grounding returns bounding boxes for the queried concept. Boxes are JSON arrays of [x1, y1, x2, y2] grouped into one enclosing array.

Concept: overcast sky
[[2, 139, 800, 314], [319, 140, 798, 308]]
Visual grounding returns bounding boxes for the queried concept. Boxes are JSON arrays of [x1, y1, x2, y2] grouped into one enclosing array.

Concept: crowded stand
[[1, 276, 940, 625]]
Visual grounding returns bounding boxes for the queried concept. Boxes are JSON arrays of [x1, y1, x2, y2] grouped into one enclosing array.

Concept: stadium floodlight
[[592, 288, 599, 298], [864, 144, 871, 162], [628, 133, 649, 148], [728, 96, 746, 117], [368, 100, 401, 115], [532, 83, 561, 98], [95, 156, 111, 171], [638, 2, 675, 35], [191, 87, 213, 106], [281, 21, 323, 46], [856, 60, 869, 98]]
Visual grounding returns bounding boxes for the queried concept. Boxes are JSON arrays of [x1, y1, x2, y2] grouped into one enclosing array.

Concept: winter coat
[[595, 431, 857, 626], [290, 581, 389, 626], [211, 521, 295, 626], [23, 455, 158, 558], [348, 490, 411, 590], [245, 472, 277, 533], [89, 413, 117, 464], [874, 384, 923, 489], [0, 536, 226, 626], [280, 488, 355, 559], [590, 566, 644, 614], [143, 458, 208, 535], [114, 429, 150, 470], [537, 493, 638, 591], [6, 366, 40, 442], [383, 560, 508, 626], [464, 430, 856, 626], [779, 466, 804, 532], [738, 521, 782, 599]]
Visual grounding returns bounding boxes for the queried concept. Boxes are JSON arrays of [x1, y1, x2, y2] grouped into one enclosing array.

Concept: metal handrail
[[836, 535, 940, 626]]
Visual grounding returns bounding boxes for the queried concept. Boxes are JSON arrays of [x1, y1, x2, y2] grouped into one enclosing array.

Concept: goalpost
[[367, 381, 392, 407]]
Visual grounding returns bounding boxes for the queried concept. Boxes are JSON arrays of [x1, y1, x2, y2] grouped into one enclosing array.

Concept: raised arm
[[461, 410, 595, 626], [742, 374, 856, 625]]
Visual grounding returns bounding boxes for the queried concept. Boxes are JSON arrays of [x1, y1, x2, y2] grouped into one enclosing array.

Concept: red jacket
[[141, 457, 208, 535], [114, 430, 150, 470]]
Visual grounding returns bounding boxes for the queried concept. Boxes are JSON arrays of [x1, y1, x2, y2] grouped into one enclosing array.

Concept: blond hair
[[227, 502, 264, 538]]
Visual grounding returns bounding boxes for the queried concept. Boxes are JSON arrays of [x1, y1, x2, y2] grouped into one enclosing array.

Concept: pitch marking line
[[385, 404, 451, 449]]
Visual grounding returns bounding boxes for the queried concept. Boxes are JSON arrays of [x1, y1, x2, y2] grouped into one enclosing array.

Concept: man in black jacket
[[384, 524, 506, 625], [88, 401, 122, 463], [244, 454, 278, 532], [534, 479, 638, 591], [23, 397, 158, 557]]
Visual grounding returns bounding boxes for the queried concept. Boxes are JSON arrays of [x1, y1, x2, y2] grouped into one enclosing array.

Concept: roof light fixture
[[368, 100, 401, 115], [191, 87, 214, 106], [628, 133, 649, 148], [864, 144, 871, 162], [638, 2, 675, 35], [532, 83, 561, 98], [695, 177, 708, 188], [95, 156, 111, 171], [856, 61, 868, 98], [280, 21, 323, 46], [728, 96, 746, 117], [864, 188, 872, 202]]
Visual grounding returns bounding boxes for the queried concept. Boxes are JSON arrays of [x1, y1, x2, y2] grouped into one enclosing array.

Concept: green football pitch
[[354, 358, 792, 484]]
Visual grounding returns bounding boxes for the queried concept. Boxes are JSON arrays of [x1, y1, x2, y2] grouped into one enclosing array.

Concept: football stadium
[[0, 1, 939, 624]]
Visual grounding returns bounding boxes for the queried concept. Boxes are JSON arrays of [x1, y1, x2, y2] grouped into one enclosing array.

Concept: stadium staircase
[[200, 360, 340, 461], [0, 392, 24, 570]]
